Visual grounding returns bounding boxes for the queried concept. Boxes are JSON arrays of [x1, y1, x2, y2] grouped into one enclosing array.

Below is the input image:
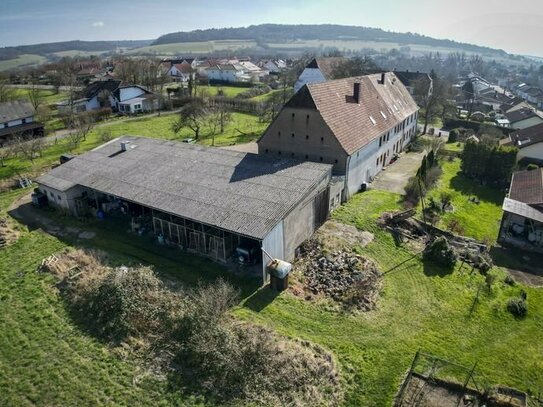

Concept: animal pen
[[395, 351, 528, 407]]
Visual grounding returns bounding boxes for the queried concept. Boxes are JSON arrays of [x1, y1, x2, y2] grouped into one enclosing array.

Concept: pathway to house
[[370, 151, 427, 194]]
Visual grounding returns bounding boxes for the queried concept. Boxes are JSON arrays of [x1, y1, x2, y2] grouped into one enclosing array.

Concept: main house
[[258, 72, 419, 203], [0, 100, 44, 145], [57, 80, 160, 115], [36, 136, 332, 283]]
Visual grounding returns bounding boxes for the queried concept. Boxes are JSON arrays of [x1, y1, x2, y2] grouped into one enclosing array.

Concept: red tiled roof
[[509, 169, 543, 205], [298, 73, 418, 155]]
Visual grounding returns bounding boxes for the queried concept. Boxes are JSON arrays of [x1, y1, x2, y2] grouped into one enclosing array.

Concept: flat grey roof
[[37, 136, 331, 239]]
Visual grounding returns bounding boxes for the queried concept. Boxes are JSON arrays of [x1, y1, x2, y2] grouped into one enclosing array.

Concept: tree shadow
[[449, 174, 504, 205], [422, 257, 455, 277], [242, 285, 280, 312]]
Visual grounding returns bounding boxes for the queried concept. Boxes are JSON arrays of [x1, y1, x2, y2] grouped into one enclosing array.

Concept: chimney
[[381, 72, 386, 85], [353, 81, 361, 103], [120, 140, 131, 151]]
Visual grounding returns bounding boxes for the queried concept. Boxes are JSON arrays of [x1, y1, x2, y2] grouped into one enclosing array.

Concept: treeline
[[460, 140, 517, 186], [153, 24, 505, 55], [0, 40, 152, 61]]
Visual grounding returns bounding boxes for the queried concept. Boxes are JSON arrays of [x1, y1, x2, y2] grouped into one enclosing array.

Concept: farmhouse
[[499, 168, 543, 253], [294, 57, 344, 92], [0, 100, 44, 145], [258, 72, 419, 201], [167, 63, 194, 83], [36, 136, 332, 282]]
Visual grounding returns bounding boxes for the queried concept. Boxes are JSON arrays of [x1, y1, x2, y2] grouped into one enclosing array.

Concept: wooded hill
[[153, 24, 509, 56]]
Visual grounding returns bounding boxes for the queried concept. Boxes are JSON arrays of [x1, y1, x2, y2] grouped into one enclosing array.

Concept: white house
[[293, 57, 344, 93], [167, 63, 194, 83], [239, 61, 268, 82], [0, 100, 44, 145], [205, 64, 250, 84], [261, 59, 287, 74], [57, 80, 160, 114]]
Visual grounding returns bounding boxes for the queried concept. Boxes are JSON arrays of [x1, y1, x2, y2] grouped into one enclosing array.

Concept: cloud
[[92, 21, 105, 28]]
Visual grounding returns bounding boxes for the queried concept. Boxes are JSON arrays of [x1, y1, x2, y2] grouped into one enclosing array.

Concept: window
[[379, 137, 382, 147], [320, 137, 324, 143], [57, 195, 62, 200], [291, 113, 295, 118], [21, 118, 26, 124], [376, 158, 379, 166], [306, 114, 310, 124], [278, 131, 281, 137], [291, 133, 295, 138], [305, 135, 309, 140], [265, 148, 269, 153], [334, 159, 338, 164], [319, 157, 323, 162], [278, 151, 281, 155], [3, 122, 7, 128], [305, 155, 309, 159]]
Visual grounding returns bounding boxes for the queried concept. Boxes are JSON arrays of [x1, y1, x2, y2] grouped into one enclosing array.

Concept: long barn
[[36, 136, 332, 282]]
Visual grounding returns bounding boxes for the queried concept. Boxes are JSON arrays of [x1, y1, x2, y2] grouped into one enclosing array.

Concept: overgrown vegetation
[[44, 250, 341, 406], [423, 236, 458, 270]]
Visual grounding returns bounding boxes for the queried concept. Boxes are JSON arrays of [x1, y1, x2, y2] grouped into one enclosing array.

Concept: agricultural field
[[0, 54, 48, 71], [0, 112, 265, 180], [126, 40, 257, 56], [1, 187, 541, 406], [52, 50, 110, 58]]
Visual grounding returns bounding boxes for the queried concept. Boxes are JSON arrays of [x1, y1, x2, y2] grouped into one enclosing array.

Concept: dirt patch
[[318, 220, 374, 249], [0, 217, 19, 248]]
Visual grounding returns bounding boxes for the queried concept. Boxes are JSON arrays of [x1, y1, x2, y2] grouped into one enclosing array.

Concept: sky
[[1, 0, 543, 56]]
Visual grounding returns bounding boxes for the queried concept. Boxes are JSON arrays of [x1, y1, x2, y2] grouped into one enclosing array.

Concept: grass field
[[425, 158, 504, 242], [0, 112, 266, 180], [12, 88, 68, 106], [2, 187, 540, 406], [127, 40, 257, 56], [204, 85, 252, 98], [52, 50, 110, 58], [0, 54, 48, 72]]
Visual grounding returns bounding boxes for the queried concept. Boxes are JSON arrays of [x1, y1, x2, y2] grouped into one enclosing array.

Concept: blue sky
[[1, 0, 542, 56]]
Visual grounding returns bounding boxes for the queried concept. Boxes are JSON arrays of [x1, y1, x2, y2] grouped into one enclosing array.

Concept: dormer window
[[369, 116, 376, 125]]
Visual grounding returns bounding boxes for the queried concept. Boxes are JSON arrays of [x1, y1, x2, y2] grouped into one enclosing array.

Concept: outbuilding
[[36, 136, 332, 283]]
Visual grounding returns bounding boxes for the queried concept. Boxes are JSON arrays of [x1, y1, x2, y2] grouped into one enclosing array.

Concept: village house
[[239, 61, 268, 81], [258, 72, 419, 204], [36, 136, 332, 283], [294, 57, 344, 93], [205, 64, 250, 84], [166, 63, 194, 83], [57, 79, 160, 115], [504, 108, 543, 130], [393, 70, 433, 99], [499, 168, 543, 254], [0, 100, 44, 145], [500, 122, 543, 164], [260, 59, 287, 74]]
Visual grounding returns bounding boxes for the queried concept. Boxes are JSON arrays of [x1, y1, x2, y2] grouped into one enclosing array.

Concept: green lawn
[[12, 88, 69, 105], [0, 188, 542, 406], [204, 85, 252, 98], [441, 141, 464, 153], [250, 88, 292, 102], [0, 54, 48, 71], [0, 112, 266, 180], [425, 158, 504, 242]]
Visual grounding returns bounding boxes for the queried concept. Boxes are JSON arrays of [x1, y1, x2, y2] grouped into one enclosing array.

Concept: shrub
[[507, 297, 527, 317], [424, 166, 443, 188], [504, 274, 516, 286], [235, 85, 272, 99], [527, 163, 539, 171], [404, 176, 421, 206], [67, 264, 183, 341], [448, 130, 457, 143], [424, 236, 457, 269]]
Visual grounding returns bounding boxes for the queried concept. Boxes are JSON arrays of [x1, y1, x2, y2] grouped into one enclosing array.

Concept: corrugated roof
[[0, 100, 35, 123], [37, 136, 331, 240], [298, 73, 418, 155], [509, 169, 543, 205]]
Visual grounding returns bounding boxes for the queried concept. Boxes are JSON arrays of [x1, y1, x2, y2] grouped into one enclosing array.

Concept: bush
[[424, 166, 443, 188], [235, 85, 272, 99], [527, 163, 539, 171], [448, 130, 457, 143], [507, 297, 527, 317], [67, 264, 183, 341], [404, 176, 421, 206], [504, 274, 516, 286], [424, 236, 457, 270], [179, 280, 341, 405]]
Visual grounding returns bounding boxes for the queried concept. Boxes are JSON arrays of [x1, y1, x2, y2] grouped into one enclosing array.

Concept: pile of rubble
[[299, 240, 382, 311]]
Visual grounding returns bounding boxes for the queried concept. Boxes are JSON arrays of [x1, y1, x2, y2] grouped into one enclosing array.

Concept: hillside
[[153, 24, 509, 57], [0, 40, 153, 61]]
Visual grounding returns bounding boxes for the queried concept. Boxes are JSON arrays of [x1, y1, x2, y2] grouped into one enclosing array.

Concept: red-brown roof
[[296, 73, 418, 155], [509, 169, 543, 205]]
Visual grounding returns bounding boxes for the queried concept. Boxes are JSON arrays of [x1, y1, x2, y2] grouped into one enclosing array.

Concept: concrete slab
[[370, 151, 427, 195]]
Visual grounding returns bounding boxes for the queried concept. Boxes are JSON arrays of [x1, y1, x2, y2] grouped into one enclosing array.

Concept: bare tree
[[0, 80, 15, 103], [13, 132, 45, 163], [0, 142, 15, 167], [414, 75, 449, 134], [172, 100, 209, 140], [67, 113, 95, 150], [207, 105, 232, 146], [27, 84, 43, 110]]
